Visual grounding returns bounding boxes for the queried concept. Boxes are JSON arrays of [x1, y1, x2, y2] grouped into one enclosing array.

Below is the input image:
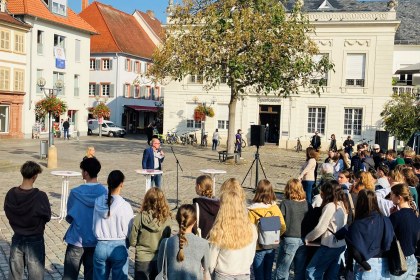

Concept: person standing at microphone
[[142, 138, 165, 188]]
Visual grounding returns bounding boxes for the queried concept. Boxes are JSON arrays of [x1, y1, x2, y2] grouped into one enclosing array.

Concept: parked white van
[[87, 119, 126, 137]]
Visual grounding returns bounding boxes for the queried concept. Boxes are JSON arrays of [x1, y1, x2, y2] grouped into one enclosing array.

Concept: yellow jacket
[[248, 202, 286, 250]]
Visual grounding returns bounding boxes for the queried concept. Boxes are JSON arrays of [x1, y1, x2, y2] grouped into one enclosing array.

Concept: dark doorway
[[259, 105, 281, 144]]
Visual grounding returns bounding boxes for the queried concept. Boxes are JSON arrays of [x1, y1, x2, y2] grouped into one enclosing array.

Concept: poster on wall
[[54, 46, 66, 69]]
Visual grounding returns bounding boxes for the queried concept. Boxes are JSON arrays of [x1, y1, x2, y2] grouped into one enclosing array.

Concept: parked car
[[87, 119, 126, 137]]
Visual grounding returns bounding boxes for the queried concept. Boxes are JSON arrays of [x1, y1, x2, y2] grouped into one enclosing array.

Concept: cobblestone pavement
[[0, 136, 420, 280], [0, 135, 308, 279]]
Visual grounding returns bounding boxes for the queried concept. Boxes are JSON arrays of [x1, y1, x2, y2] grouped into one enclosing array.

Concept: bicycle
[[295, 137, 303, 152], [201, 132, 208, 147], [166, 130, 179, 144]]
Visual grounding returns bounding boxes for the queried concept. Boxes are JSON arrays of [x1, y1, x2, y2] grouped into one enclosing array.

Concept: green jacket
[[129, 211, 177, 262]]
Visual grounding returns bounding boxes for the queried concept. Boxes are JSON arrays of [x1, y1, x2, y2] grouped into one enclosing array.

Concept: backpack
[[250, 210, 281, 249]]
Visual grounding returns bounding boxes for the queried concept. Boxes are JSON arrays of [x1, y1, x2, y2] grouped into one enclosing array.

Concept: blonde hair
[[284, 178, 306, 201], [391, 183, 418, 216], [196, 175, 213, 198], [176, 204, 196, 262], [209, 178, 254, 249], [389, 169, 405, 184], [85, 146, 95, 158], [359, 171, 375, 191]]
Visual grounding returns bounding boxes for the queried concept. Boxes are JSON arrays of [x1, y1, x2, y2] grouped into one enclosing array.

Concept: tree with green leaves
[[380, 92, 420, 142], [149, 0, 333, 154]]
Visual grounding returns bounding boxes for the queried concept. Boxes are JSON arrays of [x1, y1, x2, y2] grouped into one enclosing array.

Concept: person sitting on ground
[[192, 175, 220, 239], [63, 157, 107, 280], [83, 146, 96, 161], [248, 179, 286, 280], [130, 187, 175, 280], [4, 161, 51, 280]]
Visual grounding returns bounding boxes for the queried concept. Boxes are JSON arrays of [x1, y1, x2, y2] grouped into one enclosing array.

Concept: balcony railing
[[392, 85, 419, 98]]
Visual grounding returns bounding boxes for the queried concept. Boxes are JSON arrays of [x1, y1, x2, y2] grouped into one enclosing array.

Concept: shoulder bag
[[388, 236, 407, 276], [155, 239, 169, 280], [195, 202, 202, 238]]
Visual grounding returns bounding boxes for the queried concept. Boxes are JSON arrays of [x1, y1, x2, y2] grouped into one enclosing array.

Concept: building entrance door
[[259, 105, 281, 144]]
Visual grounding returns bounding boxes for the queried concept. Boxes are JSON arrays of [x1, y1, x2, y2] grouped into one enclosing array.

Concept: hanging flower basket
[[92, 102, 111, 119], [194, 104, 215, 121], [35, 96, 67, 118]]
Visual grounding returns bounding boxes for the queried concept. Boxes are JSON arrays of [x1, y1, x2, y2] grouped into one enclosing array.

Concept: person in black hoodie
[[4, 161, 51, 280], [192, 175, 220, 239]]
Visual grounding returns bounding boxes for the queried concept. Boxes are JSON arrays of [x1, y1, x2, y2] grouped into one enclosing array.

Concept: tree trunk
[[227, 87, 237, 155]]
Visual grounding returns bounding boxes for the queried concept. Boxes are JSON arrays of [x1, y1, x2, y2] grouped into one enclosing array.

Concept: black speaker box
[[375, 131, 389, 151], [251, 125, 265, 147]]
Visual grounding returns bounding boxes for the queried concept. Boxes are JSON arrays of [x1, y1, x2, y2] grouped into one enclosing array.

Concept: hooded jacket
[[4, 187, 51, 236], [93, 194, 134, 240], [193, 196, 220, 239], [129, 210, 176, 262], [248, 202, 286, 250], [64, 183, 107, 247]]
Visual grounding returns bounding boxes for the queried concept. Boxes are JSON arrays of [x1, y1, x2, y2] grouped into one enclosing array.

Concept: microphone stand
[[170, 146, 183, 210]]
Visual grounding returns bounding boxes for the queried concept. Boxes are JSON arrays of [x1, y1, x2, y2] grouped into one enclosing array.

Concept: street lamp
[[36, 77, 64, 147]]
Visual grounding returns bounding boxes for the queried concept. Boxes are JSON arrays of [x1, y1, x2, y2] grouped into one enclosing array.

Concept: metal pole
[[255, 146, 259, 188], [49, 111, 53, 147]]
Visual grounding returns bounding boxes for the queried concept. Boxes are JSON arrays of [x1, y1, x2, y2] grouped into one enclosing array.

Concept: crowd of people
[[3, 136, 420, 280]]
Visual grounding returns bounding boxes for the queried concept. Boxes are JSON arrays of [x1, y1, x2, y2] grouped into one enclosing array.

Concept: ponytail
[[175, 204, 196, 262], [106, 170, 125, 218]]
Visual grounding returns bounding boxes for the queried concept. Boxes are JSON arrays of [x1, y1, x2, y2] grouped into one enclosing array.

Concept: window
[[89, 83, 96, 96], [74, 75, 79, 97], [102, 59, 111, 70], [101, 84, 110, 96], [124, 84, 131, 98], [75, 40, 80, 62], [37, 30, 44, 54], [54, 34, 65, 48], [36, 69, 43, 93], [217, 105, 229, 129], [140, 86, 147, 99], [134, 86, 140, 98], [307, 107, 326, 134], [53, 71, 64, 95], [188, 74, 203, 84], [398, 74, 413, 86], [0, 29, 10, 50], [346, 54, 366, 87], [311, 54, 328, 86], [89, 59, 95, 70], [0, 67, 10, 90], [187, 119, 202, 128], [141, 62, 147, 74], [135, 61, 140, 73], [218, 120, 229, 130], [14, 33, 24, 53], [52, 1, 66, 16], [0, 105, 9, 133], [344, 108, 363, 136], [125, 59, 131, 71], [14, 69, 24, 92]]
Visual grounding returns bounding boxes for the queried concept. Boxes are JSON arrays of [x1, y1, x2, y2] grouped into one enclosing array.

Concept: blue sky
[[69, 0, 180, 23]]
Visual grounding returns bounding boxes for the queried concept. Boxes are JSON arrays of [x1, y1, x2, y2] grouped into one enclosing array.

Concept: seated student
[[4, 161, 51, 280], [192, 175, 220, 239]]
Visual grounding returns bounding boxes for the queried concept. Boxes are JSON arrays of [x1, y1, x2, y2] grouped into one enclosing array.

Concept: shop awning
[[395, 63, 420, 74], [124, 105, 159, 112]]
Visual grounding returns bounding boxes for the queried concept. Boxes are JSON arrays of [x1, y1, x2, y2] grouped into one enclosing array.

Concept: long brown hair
[[354, 189, 380, 220], [306, 147, 319, 161], [141, 187, 171, 222], [284, 178, 306, 201], [252, 179, 277, 204], [320, 180, 348, 213], [176, 204, 197, 262], [196, 175, 213, 198]]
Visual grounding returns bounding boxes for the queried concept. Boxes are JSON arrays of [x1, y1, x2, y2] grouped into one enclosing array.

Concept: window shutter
[[140, 86, 146, 99], [160, 87, 164, 98], [95, 84, 100, 95], [95, 59, 100, 70], [109, 59, 113, 70], [131, 86, 135, 98], [123, 84, 126, 97], [346, 54, 365, 79], [109, 84, 114, 97]]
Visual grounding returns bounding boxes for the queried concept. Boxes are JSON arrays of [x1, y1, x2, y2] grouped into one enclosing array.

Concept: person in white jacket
[[92, 170, 134, 280]]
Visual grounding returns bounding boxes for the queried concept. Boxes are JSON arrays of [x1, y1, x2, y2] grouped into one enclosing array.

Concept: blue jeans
[[390, 254, 417, 280], [306, 245, 346, 280], [212, 139, 218, 150], [213, 271, 250, 280], [64, 129, 69, 139], [275, 237, 307, 280], [8, 234, 45, 280], [63, 244, 95, 280], [93, 240, 129, 280], [152, 174, 162, 187], [302, 180, 315, 204], [252, 249, 275, 280], [354, 257, 390, 280]]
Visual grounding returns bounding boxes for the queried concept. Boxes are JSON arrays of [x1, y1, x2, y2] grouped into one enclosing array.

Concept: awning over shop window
[[124, 105, 159, 112], [395, 63, 420, 74]]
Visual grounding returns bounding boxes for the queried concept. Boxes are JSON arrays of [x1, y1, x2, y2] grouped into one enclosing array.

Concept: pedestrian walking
[[212, 129, 219, 150], [92, 170, 134, 280], [4, 161, 51, 280]]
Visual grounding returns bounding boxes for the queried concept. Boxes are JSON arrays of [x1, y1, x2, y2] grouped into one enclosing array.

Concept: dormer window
[[49, 0, 67, 16]]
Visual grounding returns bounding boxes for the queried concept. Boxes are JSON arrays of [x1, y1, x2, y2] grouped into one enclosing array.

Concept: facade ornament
[[387, 0, 398, 11]]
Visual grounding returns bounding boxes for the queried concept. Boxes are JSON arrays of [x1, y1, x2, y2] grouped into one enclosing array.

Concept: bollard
[[47, 145, 58, 169]]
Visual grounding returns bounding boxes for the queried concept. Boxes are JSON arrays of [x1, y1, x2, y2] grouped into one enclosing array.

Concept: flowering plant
[[35, 96, 67, 118], [92, 102, 111, 119], [194, 104, 214, 121]]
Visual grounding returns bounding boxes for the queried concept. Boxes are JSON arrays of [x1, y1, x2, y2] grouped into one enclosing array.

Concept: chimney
[[0, 0, 6, 13], [146, 10, 155, 19], [82, 0, 88, 10]]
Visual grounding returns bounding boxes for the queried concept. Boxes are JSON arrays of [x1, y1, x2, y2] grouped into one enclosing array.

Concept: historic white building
[[7, 0, 96, 138], [163, 0, 401, 151]]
